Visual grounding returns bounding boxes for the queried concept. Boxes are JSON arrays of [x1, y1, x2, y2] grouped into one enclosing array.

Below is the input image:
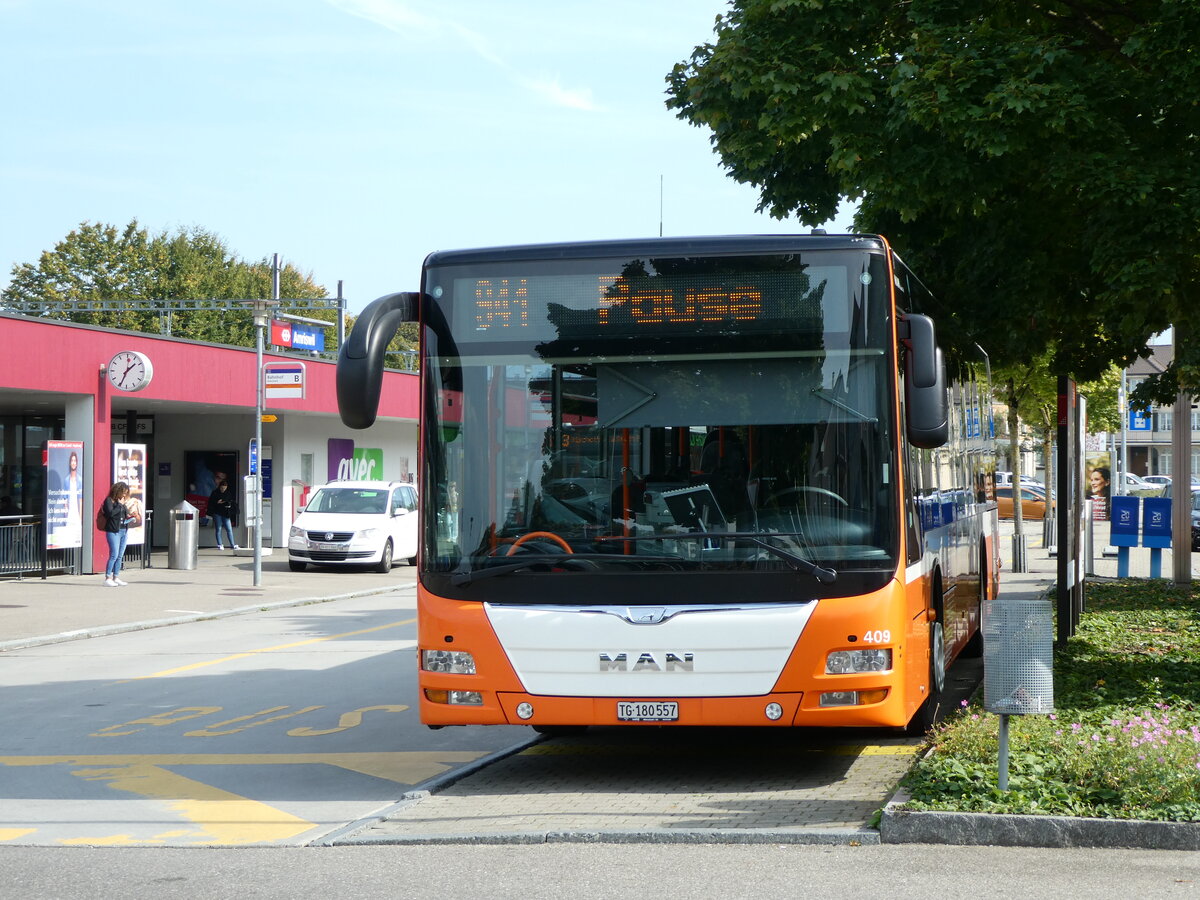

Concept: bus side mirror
[[902, 314, 949, 449], [338, 292, 421, 429]]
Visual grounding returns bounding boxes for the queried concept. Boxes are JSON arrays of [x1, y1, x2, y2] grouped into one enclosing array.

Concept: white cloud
[[324, 0, 595, 111], [323, 0, 440, 34], [517, 76, 598, 112]]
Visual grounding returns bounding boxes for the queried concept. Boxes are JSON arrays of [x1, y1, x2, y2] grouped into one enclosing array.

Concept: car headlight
[[826, 648, 892, 674], [289, 525, 306, 539], [421, 649, 476, 674], [355, 527, 381, 541]]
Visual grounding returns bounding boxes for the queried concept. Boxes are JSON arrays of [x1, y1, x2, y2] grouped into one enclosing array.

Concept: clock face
[[108, 351, 154, 392]]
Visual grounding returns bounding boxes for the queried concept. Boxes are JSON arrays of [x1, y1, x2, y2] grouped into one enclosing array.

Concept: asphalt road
[[1, 843, 1197, 899], [0, 584, 981, 848], [0, 590, 529, 846]]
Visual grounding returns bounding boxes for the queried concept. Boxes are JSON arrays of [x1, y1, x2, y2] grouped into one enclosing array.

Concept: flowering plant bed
[[902, 580, 1200, 822]]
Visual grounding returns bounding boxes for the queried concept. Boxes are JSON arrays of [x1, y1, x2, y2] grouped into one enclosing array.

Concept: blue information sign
[[1109, 496, 1140, 547], [289, 323, 325, 352], [1142, 497, 1172, 548], [1128, 408, 1152, 432]]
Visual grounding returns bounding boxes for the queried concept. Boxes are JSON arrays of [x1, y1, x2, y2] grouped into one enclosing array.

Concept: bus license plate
[[617, 701, 678, 722]]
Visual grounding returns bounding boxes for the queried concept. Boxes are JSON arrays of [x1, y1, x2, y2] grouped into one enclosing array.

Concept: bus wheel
[[907, 599, 946, 735]]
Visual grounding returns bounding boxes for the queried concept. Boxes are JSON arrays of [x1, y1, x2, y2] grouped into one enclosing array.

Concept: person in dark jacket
[[100, 481, 131, 586], [208, 480, 239, 550]]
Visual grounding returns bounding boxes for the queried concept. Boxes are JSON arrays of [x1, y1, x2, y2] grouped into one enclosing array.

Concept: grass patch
[[901, 579, 1200, 821]]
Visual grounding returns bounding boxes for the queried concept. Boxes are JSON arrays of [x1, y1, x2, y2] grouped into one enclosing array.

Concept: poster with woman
[[1085, 453, 1113, 521], [45, 440, 85, 550], [114, 442, 147, 546]]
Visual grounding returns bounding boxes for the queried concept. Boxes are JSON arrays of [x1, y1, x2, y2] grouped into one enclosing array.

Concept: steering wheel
[[505, 531, 574, 556], [767, 486, 849, 507]]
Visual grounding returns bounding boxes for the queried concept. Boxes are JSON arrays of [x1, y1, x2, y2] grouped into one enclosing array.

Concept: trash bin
[[167, 500, 199, 570]]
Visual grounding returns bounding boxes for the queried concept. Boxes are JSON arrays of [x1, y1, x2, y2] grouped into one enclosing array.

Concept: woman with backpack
[[98, 481, 132, 587]]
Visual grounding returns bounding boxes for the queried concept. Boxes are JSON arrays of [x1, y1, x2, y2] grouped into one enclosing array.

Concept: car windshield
[[306, 488, 388, 514]]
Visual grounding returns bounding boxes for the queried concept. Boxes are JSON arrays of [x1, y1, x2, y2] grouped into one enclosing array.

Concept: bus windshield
[[422, 248, 899, 591]]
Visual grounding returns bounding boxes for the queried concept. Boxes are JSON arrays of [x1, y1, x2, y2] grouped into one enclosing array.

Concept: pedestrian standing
[[207, 479, 239, 550], [99, 481, 131, 586]]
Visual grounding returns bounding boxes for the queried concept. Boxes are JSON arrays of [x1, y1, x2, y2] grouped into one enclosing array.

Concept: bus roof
[[422, 234, 888, 268]]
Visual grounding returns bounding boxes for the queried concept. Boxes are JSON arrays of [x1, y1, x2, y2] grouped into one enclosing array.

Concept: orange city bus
[[337, 234, 998, 734]]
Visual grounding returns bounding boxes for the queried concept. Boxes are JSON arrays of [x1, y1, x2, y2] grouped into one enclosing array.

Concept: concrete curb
[[332, 827, 882, 846], [879, 787, 1200, 850], [0, 584, 403, 653]]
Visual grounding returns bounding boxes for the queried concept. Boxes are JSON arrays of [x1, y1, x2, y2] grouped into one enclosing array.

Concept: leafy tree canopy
[[2, 220, 336, 350], [667, 1, 1200, 406]]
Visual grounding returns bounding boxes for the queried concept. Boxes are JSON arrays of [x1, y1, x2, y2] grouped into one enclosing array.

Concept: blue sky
[[1, 0, 854, 313]]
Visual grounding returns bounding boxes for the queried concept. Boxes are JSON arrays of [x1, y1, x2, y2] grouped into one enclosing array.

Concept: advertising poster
[[1085, 452, 1113, 521], [45, 440, 85, 550], [114, 442, 147, 546], [185, 450, 239, 520]]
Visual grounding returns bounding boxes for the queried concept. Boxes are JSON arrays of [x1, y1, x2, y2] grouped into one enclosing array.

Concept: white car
[[995, 471, 1042, 488], [288, 480, 418, 572]]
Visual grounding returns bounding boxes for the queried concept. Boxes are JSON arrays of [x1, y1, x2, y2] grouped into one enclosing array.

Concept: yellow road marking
[[127, 617, 417, 680], [0, 751, 485, 785], [287, 705, 409, 736], [64, 763, 316, 845], [830, 744, 919, 757], [0, 750, 488, 846]]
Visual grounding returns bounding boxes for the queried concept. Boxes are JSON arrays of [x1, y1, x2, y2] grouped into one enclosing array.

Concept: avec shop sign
[[328, 438, 383, 482]]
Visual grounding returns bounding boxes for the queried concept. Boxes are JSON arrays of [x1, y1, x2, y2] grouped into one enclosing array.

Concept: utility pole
[[237, 257, 281, 587], [1173, 325, 1192, 585]]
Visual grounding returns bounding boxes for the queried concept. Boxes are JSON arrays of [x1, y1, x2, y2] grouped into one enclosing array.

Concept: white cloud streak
[[324, 0, 596, 111]]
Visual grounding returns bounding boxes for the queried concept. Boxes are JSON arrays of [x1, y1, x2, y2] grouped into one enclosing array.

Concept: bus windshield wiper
[[598, 532, 838, 584], [743, 537, 838, 584]]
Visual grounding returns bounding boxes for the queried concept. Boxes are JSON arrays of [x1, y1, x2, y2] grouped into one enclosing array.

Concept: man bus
[[338, 234, 997, 734]]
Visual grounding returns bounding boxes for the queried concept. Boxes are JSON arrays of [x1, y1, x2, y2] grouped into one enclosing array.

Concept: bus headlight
[[825, 648, 892, 674], [421, 649, 477, 674]]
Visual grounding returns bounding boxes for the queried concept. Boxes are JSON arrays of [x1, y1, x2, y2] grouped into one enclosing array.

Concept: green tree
[[667, 1, 1200, 402], [2, 220, 334, 350]]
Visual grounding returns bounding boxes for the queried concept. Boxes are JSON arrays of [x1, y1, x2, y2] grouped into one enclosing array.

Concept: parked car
[[995, 471, 1042, 488], [1117, 472, 1160, 495], [288, 480, 418, 572], [996, 485, 1051, 520], [1142, 475, 1172, 488]]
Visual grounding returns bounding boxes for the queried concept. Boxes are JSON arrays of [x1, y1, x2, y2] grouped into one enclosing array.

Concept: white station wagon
[[288, 480, 418, 573]]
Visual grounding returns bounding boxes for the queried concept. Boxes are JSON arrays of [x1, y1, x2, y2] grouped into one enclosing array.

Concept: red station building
[[0, 312, 417, 575]]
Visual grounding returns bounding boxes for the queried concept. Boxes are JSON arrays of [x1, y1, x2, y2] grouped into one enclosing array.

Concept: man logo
[[598, 652, 694, 672], [625, 607, 668, 625]]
